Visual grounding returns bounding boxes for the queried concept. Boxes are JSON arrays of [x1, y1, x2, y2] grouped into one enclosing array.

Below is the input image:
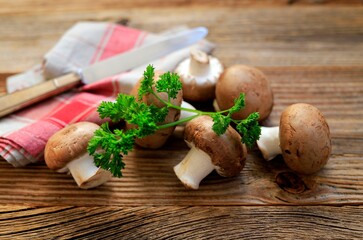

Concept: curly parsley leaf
[[156, 72, 182, 99], [87, 122, 133, 177], [229, 93, 246, 115], [138, 64, 155, 100], [236, 112, 261, 148], [211, 112, 231, 135], [97, 94, 136, 121], [149, 105, 169, 123]]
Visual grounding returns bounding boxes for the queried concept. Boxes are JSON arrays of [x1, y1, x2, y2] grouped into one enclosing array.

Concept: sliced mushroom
[[127, 71, 183, 149], [175, 48, 223, 102], [44, 122, 112, 189], [256, 103, 332, 174], [174, 115, 247, 189], [215, 65, 274, 122]]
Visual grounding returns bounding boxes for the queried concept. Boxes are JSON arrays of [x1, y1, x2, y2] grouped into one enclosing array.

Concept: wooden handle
[[0, 73, 81, 118]]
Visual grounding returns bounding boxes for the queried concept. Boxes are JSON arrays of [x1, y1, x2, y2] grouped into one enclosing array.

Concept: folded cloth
[[0, 22, 214, 167]]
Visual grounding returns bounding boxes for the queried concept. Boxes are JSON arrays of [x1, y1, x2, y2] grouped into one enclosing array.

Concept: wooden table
[[0, 1, 363, 239]]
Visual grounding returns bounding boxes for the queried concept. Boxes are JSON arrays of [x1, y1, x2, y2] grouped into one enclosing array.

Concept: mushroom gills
[[175, 49, 223, 102], [66, 153, 112, 189], [174, 143, 215, 190], [257, 126, 281, 161]]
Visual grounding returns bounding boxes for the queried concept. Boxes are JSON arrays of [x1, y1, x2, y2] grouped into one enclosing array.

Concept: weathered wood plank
[[0, 205, 362, 239], [262, 67, 363, 137], [0, 0, 362, 14], [0, 147, 362, 206], [0, 67, 362, 207], [0, 7, 362, 72]]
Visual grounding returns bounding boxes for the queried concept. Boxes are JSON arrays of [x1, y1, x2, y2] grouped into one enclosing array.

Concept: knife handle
[[0, 73, 81, 118]]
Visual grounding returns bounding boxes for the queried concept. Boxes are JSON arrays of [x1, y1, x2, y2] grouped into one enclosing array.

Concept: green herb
[[157, 72, 182, 101], [236, 112, 261, 149], [87, 64, 261, 177]]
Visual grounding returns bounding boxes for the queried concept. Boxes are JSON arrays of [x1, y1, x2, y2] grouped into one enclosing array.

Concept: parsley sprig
[[87, 65, 261, 177]]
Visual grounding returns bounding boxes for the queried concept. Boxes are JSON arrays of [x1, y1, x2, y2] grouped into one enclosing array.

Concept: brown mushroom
[[257, 103, 331, 174], [214, 65, 274, 122], [173, 115, 247, 189], [127, 71, 183, 149], [44, 122, 112, 189], [175, 48, 223, 102]]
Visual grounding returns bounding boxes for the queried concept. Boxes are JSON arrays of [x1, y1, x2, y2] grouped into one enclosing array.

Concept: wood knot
[[275, 172, 306, 194], [116, 18, 130, 26]]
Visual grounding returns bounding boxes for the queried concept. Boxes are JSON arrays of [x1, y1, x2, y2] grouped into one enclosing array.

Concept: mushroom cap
[[215, 65, 274, 121], [279, 103, 331, 174], [184, 115, 247, 177], [127, 71, 182, 149], [175, 49, 223, 102], [44, 122, 100, 170]]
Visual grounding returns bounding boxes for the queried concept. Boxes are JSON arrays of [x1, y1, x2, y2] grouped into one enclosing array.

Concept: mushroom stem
[[179, 101, 197, 126], [174, 144, 215, 190], [66, 153, 112, 189], [256, 126, 281, 161], [189, 48, 210, 76], [212, 99, 220, 112]]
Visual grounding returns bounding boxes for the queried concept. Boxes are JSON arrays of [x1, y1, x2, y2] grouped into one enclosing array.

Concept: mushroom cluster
[[170, 61, 276, 189], [42, 54, 332, 190], [172, 60, 331, 189]]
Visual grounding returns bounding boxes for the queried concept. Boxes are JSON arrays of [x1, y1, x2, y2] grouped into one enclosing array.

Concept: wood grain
[[0, 205, 362, 239], [0, 6, 363, 72], [0, 0, 362, 14], [0, 67, 362, 207]]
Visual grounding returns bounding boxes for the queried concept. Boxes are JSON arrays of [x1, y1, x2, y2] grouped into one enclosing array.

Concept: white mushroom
[[44, 122, 112, 189], [175, 48, 223, 102]]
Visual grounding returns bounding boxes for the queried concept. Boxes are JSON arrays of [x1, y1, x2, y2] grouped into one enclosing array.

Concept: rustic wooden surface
[[0, 1, 363, 239]]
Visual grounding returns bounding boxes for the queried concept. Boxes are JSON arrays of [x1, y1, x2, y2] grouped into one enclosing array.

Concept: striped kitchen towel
[[0, 22, 214, 167]]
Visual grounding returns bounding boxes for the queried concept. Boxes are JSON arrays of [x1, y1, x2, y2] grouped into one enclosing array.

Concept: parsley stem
[[172, 105, 228, 115], [150, 91, 229, 115], [151, 91, 169, 107], [157, 114, 199, 129], [231, 119, 241, 125]]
